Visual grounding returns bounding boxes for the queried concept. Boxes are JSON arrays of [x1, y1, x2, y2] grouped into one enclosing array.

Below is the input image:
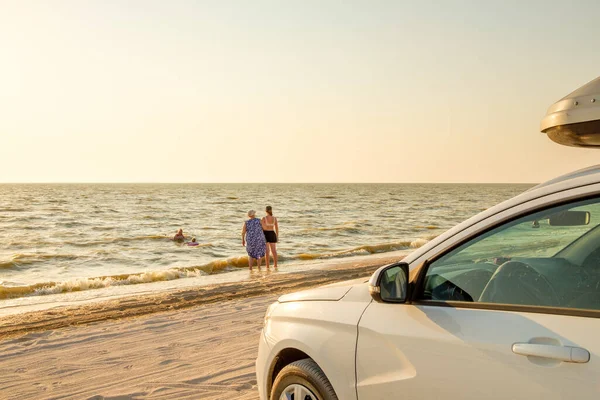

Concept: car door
[[356, 189, 600, 399]]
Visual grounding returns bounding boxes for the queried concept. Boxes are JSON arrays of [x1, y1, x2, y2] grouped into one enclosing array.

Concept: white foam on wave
[[32, 269, 208, 296], [410, 238, 429, 248]]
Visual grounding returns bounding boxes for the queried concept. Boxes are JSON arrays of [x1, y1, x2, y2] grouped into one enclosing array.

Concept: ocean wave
[[186, 256, 250, 272], [64, 235, 170, 247], [0, 207, 28, 212], [0, 261, 229, 299], [0, 235, 435, 300], [91, 226, 115, 231], [297, 238, 431, 260], [180, 242, 214, 249], [298, 222, 361, 234], [415, 225, 441, 230], [57, 221, 88, 228], [42, 207, 67, 212], [0, 253, 80, 269], [409, 238, 430, 248], [0, 267, 217, 299]]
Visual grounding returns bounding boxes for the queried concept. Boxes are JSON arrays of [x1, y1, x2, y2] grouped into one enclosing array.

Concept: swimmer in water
[[188, 237, 199, 246], [173, 228, 185, 241]]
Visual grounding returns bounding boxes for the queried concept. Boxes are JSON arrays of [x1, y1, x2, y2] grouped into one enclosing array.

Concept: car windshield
[[422, 197, 600, 310], [436, 200, 600, 266]]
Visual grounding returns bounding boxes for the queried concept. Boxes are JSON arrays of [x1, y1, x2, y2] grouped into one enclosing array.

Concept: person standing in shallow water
[[242, 210, 266, 271], [261, 205, 279, 268]]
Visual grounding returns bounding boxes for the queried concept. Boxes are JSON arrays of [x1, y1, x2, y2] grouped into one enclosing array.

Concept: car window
[[419, 197, 600, 311]]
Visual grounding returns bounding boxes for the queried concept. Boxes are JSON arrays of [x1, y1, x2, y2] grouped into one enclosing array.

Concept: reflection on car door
[[356, 303, 600, 399]]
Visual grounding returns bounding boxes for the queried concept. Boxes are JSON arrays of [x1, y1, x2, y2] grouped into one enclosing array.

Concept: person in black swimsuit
[[261, 205, 279, 268]]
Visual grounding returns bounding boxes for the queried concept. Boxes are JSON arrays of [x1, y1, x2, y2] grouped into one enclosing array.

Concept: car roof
[[403, 164, 600, 264], [529, 164, 600, 191]]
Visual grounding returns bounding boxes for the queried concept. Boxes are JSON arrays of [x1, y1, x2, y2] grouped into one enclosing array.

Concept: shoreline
[[0, 255, 401, 341], [0, 248, 414, 307]]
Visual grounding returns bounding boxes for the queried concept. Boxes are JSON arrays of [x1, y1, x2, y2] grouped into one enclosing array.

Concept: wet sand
[[0, 258, 398, 399]]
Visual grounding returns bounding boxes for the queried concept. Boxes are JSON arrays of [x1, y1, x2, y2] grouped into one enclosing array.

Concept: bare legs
[[271, 243, 278, 268], [265, 244, 271, 269], [266, 243, 278, 268], [248, 257, 262, 271]]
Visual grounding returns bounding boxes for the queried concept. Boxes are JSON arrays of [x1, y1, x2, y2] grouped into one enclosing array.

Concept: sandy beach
[[0, 257, 398, 399]]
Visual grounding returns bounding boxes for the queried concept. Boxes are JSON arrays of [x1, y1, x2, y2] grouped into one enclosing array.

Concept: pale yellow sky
[[1, 1, 599, 183]]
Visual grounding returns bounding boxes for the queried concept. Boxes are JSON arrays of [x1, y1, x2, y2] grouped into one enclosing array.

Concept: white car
[[256, 76, 600, 400]]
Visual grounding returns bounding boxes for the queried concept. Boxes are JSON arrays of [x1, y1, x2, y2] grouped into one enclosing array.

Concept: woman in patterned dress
[[241, 210, 266, 270]]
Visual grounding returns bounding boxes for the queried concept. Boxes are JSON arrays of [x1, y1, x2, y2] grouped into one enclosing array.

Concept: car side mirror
[[368, 262, 410, 303]]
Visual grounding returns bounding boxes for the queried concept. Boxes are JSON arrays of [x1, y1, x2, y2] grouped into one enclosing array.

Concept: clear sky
[[1, 0, 599, 183]]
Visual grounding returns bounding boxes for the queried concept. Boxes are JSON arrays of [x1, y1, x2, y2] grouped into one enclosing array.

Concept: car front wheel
[[271, 358, 338, 400]]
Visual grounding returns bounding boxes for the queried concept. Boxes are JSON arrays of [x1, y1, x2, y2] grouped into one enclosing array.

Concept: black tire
[[270, 358, 338, 400]]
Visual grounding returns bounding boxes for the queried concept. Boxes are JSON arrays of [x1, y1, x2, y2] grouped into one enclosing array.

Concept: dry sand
[[0, 294, 274, 400], [0, 257, 398, 399]]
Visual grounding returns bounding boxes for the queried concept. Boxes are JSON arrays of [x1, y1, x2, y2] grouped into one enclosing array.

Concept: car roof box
[[541, 76, 600, 147]]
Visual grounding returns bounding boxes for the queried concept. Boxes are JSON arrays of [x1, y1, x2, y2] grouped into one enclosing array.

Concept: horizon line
[[0, 181, 538, 185]]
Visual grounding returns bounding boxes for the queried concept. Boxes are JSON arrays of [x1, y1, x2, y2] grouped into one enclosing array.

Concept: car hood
[[278, 277, 368, 303]]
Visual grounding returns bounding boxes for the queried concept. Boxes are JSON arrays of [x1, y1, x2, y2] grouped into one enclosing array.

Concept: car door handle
[[512, 343, 590, 363]]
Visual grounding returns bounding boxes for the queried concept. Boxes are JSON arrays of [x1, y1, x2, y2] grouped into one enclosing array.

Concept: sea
[[0, 183, 532, 315]]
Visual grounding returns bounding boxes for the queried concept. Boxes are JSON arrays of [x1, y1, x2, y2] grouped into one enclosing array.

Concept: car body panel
[[278, 285, 353, 303], [256, 330, 271, 400], [357, 304, 600, 399], [277, 278, 367, 303], [529, 164, 600, 191], [339, 280, 372, 303], [260, 284, 372, 400]]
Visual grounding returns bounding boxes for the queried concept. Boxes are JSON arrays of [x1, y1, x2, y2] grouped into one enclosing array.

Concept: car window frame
[[408, 190, 600, 319]]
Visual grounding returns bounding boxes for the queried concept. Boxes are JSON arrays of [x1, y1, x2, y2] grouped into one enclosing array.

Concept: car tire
[[270, 358, 338, 400]]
